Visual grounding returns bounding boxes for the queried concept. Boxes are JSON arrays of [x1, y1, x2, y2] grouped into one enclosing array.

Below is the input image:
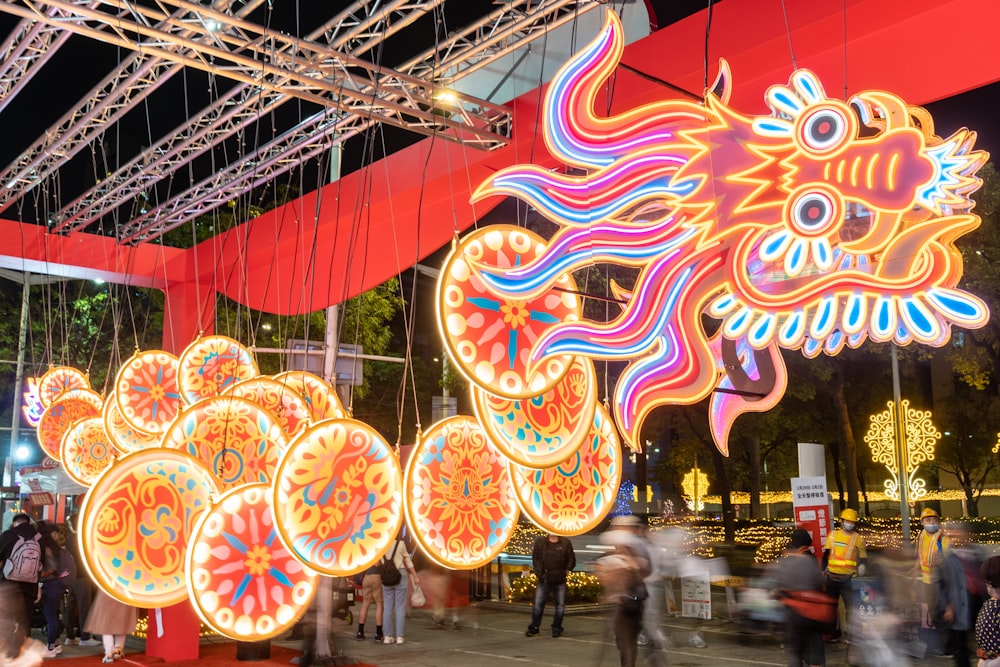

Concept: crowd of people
[[0, 513, 136, 665]]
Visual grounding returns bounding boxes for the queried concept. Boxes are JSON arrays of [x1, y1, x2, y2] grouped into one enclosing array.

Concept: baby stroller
[[734, 576, 786, 644], [330, 577, 356, 625]]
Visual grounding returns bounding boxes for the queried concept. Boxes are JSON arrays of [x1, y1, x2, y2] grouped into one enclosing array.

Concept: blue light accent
[[467, 297, 500, 311], [873, 297, 894, 338], [845, 294, 864, 331], [779, 310, 805, 344], [529, 311, 560, 324], [901, 297, 934, 338], [231, 573, 252, 605], [787, 241, 805, 275], [812, 297, 835, 336], [723, 307, 753, 338], [772, 90, 804, 113], [761, 230, 790, 258], [927, 288, 983, 321], [753, 118, 793, 137], [793, 72, 823, 104], [748, 313, 776, 347], [507, 329, 517, 369]]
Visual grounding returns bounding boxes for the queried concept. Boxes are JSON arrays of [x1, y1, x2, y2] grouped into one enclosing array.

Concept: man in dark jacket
[[0, 513, 41, 656], [526, 533, 576, 638]]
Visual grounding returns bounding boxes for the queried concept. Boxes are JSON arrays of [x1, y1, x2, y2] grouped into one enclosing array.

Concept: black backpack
[[380, 542, 402, 586]]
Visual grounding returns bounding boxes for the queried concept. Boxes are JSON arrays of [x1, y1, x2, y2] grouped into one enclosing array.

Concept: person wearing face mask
[[916, 508, 950, 585], [822, 508, 867, 642], [915, 507, 956, 658]]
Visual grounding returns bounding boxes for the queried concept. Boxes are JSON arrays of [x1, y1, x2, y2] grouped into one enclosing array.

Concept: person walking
[[35, 523, 67, 658], [84, 589, 137, 663], [769, 528, 830, 667], [526, 533, 576, 638], [596, 529, 651, 667], [355, 562, 384, 643], [63, 514, 99, 647], [822, 508, 867, 641], [0, 514, 42, 659], [915, 507, 951, 655], [380, 535, 419, 645]]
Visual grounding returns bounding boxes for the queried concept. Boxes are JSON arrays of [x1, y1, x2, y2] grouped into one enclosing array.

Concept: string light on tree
[[682, 467, 709, 512], [865, 399, 940, 501]]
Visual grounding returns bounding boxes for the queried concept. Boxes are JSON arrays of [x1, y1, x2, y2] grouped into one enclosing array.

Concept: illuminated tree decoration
[[453, 8, 989, 455], [177, 335, 259, 405], [162, 396, 288, 490], [103, 396, 161, 453], [77, 448, 221, 607], [508, 403, 621, 535], [437, 225, 582, 400], [404, 416, 519, 569], [37, 366, 90, 408], [187, 484, 318, 641], [272, 370, 346, 423], [473, 357, 597, 469], [37, 389, 103, 460], [60, 416, 121, 486], [226, 377, 311, 438], [682, 467, 710, 511], [865, 399, 940, 500], [271, 419, 402, 577], [116, 350, 183, 435]]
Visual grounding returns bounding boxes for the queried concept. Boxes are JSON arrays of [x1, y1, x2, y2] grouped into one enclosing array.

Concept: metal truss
[[49, 0, 446, 234], [2, 0, 512, 152], [0, 0, 266, 215], [114, 0, 594, 243]]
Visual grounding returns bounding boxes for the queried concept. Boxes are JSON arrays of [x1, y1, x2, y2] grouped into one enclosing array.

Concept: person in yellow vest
[[916, 507, 950, 584], [822, 508, 867, 641]]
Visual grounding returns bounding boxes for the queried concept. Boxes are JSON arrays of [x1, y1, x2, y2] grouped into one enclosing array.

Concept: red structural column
[[146, 277, 215, 662]]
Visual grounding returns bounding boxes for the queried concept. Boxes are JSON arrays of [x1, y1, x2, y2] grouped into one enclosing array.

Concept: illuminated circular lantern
[[37, 389, 103, 460], [473, 357, 597, 469], [437, 225, 581, 399], [115, 350, 182, 435], [162, 396, 287, 489], [60, 416, 121, 486], [38, 366, 90, 408], [272, 371, 345, 422], [178, 335, 258, 405], [187, 484, 318, 641], [404, 416, 519, 569], [509, 403, 622, 535], [226, 377, 310, 438], [78, 448, 221, 607], [103, 397, 161, 453], [272, 418, 401, 576]]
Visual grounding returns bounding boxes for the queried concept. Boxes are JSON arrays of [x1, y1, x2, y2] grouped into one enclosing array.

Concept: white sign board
[[681, 569, 711, 620]]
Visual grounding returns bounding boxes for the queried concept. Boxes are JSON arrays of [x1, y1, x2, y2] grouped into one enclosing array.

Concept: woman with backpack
[[36, 522, 69, 658], [380, 533, 419, 645]]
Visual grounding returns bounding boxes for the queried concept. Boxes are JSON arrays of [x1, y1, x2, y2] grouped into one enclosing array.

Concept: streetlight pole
[[892, 344, 911, 543]]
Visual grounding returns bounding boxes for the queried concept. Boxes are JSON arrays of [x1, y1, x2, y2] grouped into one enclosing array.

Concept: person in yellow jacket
[[822, 508, 867, 641], [916, 507, 950, 584]]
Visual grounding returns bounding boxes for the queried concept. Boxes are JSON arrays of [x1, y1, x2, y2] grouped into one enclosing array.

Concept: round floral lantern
[[436, 225, 581, 399], [38, 366, 90, 408], [177, 335, 258, 405], [272, 419, 402, 576], [60, 416, 121, 486], [115, 350, 182, 435], [187, 484, 318, 641], [103, 396, 161, 453], [404, 416, 519, 569], [226, 377, 311, 438], [77, 448, 222, 607], [472, 357, 597, 468], [162, 396, 287, 490], [272, 371, 346, 423], [509, 403, 622, 535], [37, 389, 103, 460]]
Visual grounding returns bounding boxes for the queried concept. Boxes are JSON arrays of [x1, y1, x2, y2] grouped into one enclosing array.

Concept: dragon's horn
[[708, 59, 732, 105]]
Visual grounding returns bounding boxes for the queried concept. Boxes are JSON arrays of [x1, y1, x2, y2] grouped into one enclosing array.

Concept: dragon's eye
[[787, 185, 842, 237], [796, 104, 853, 154]]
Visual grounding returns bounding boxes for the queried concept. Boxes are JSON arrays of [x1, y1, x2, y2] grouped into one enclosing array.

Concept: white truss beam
[[2, 0, 512, 151], [49, 0, 446, 233]]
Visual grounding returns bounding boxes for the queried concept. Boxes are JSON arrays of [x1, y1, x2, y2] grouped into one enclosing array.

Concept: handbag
[[410, 584, 426, 607], [380, 542, 402, 586], [781, 589, 838, 625]]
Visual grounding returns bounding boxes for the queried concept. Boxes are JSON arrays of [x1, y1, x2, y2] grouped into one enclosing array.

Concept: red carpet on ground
[[48, 642, 377, 667]]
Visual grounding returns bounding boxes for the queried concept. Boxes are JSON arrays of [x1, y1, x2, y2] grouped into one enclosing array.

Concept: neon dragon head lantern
[[450, 9, 989, 455]]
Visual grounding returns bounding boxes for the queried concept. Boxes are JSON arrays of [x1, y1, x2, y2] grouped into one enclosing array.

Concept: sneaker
[[102, 656, 114, 664], [552, 629, 563, 638], [373, 634, 384, 643], [46, 645, 63, 655], [383, 636, 394, 645], [689, 634, 706, 649], [79, 638, 102, 647], [525, 627, 540, 637], [42, 648, 60, 660], [355, 631, 365, 641], [395, 637, 405, 644], [637, 630, 649, 646], [113, 648, 123, 660], [64, 638, 79, 646]]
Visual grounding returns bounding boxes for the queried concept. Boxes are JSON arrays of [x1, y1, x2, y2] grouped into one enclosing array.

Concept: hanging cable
[[704, 0, 715, 92], [780, 0, 798, 70]]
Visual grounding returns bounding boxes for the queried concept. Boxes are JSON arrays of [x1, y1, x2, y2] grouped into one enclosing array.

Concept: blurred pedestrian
[[822, 508, 867, 642], [355, 562, 383, 642], [35, 523, 67, 658], [0, 514, 41, 657], [596, 525, 651, 667], [62, 514, 98, 647], [914, 508, 951, 656], [380, 533, 419, 645], [525, 533, 576, 639], [976, 556, 1000, 667], [769, 528, 830, 667], [83, 589, 137, 663]]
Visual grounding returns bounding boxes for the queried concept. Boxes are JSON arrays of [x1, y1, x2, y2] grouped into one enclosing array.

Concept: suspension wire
[[779, 0, 798, 70], [704, 0, 714, 92], [842, 0, 849, 101]]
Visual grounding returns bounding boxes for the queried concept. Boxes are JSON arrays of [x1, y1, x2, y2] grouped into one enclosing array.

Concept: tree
[[935, 386, 1000, 516]]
